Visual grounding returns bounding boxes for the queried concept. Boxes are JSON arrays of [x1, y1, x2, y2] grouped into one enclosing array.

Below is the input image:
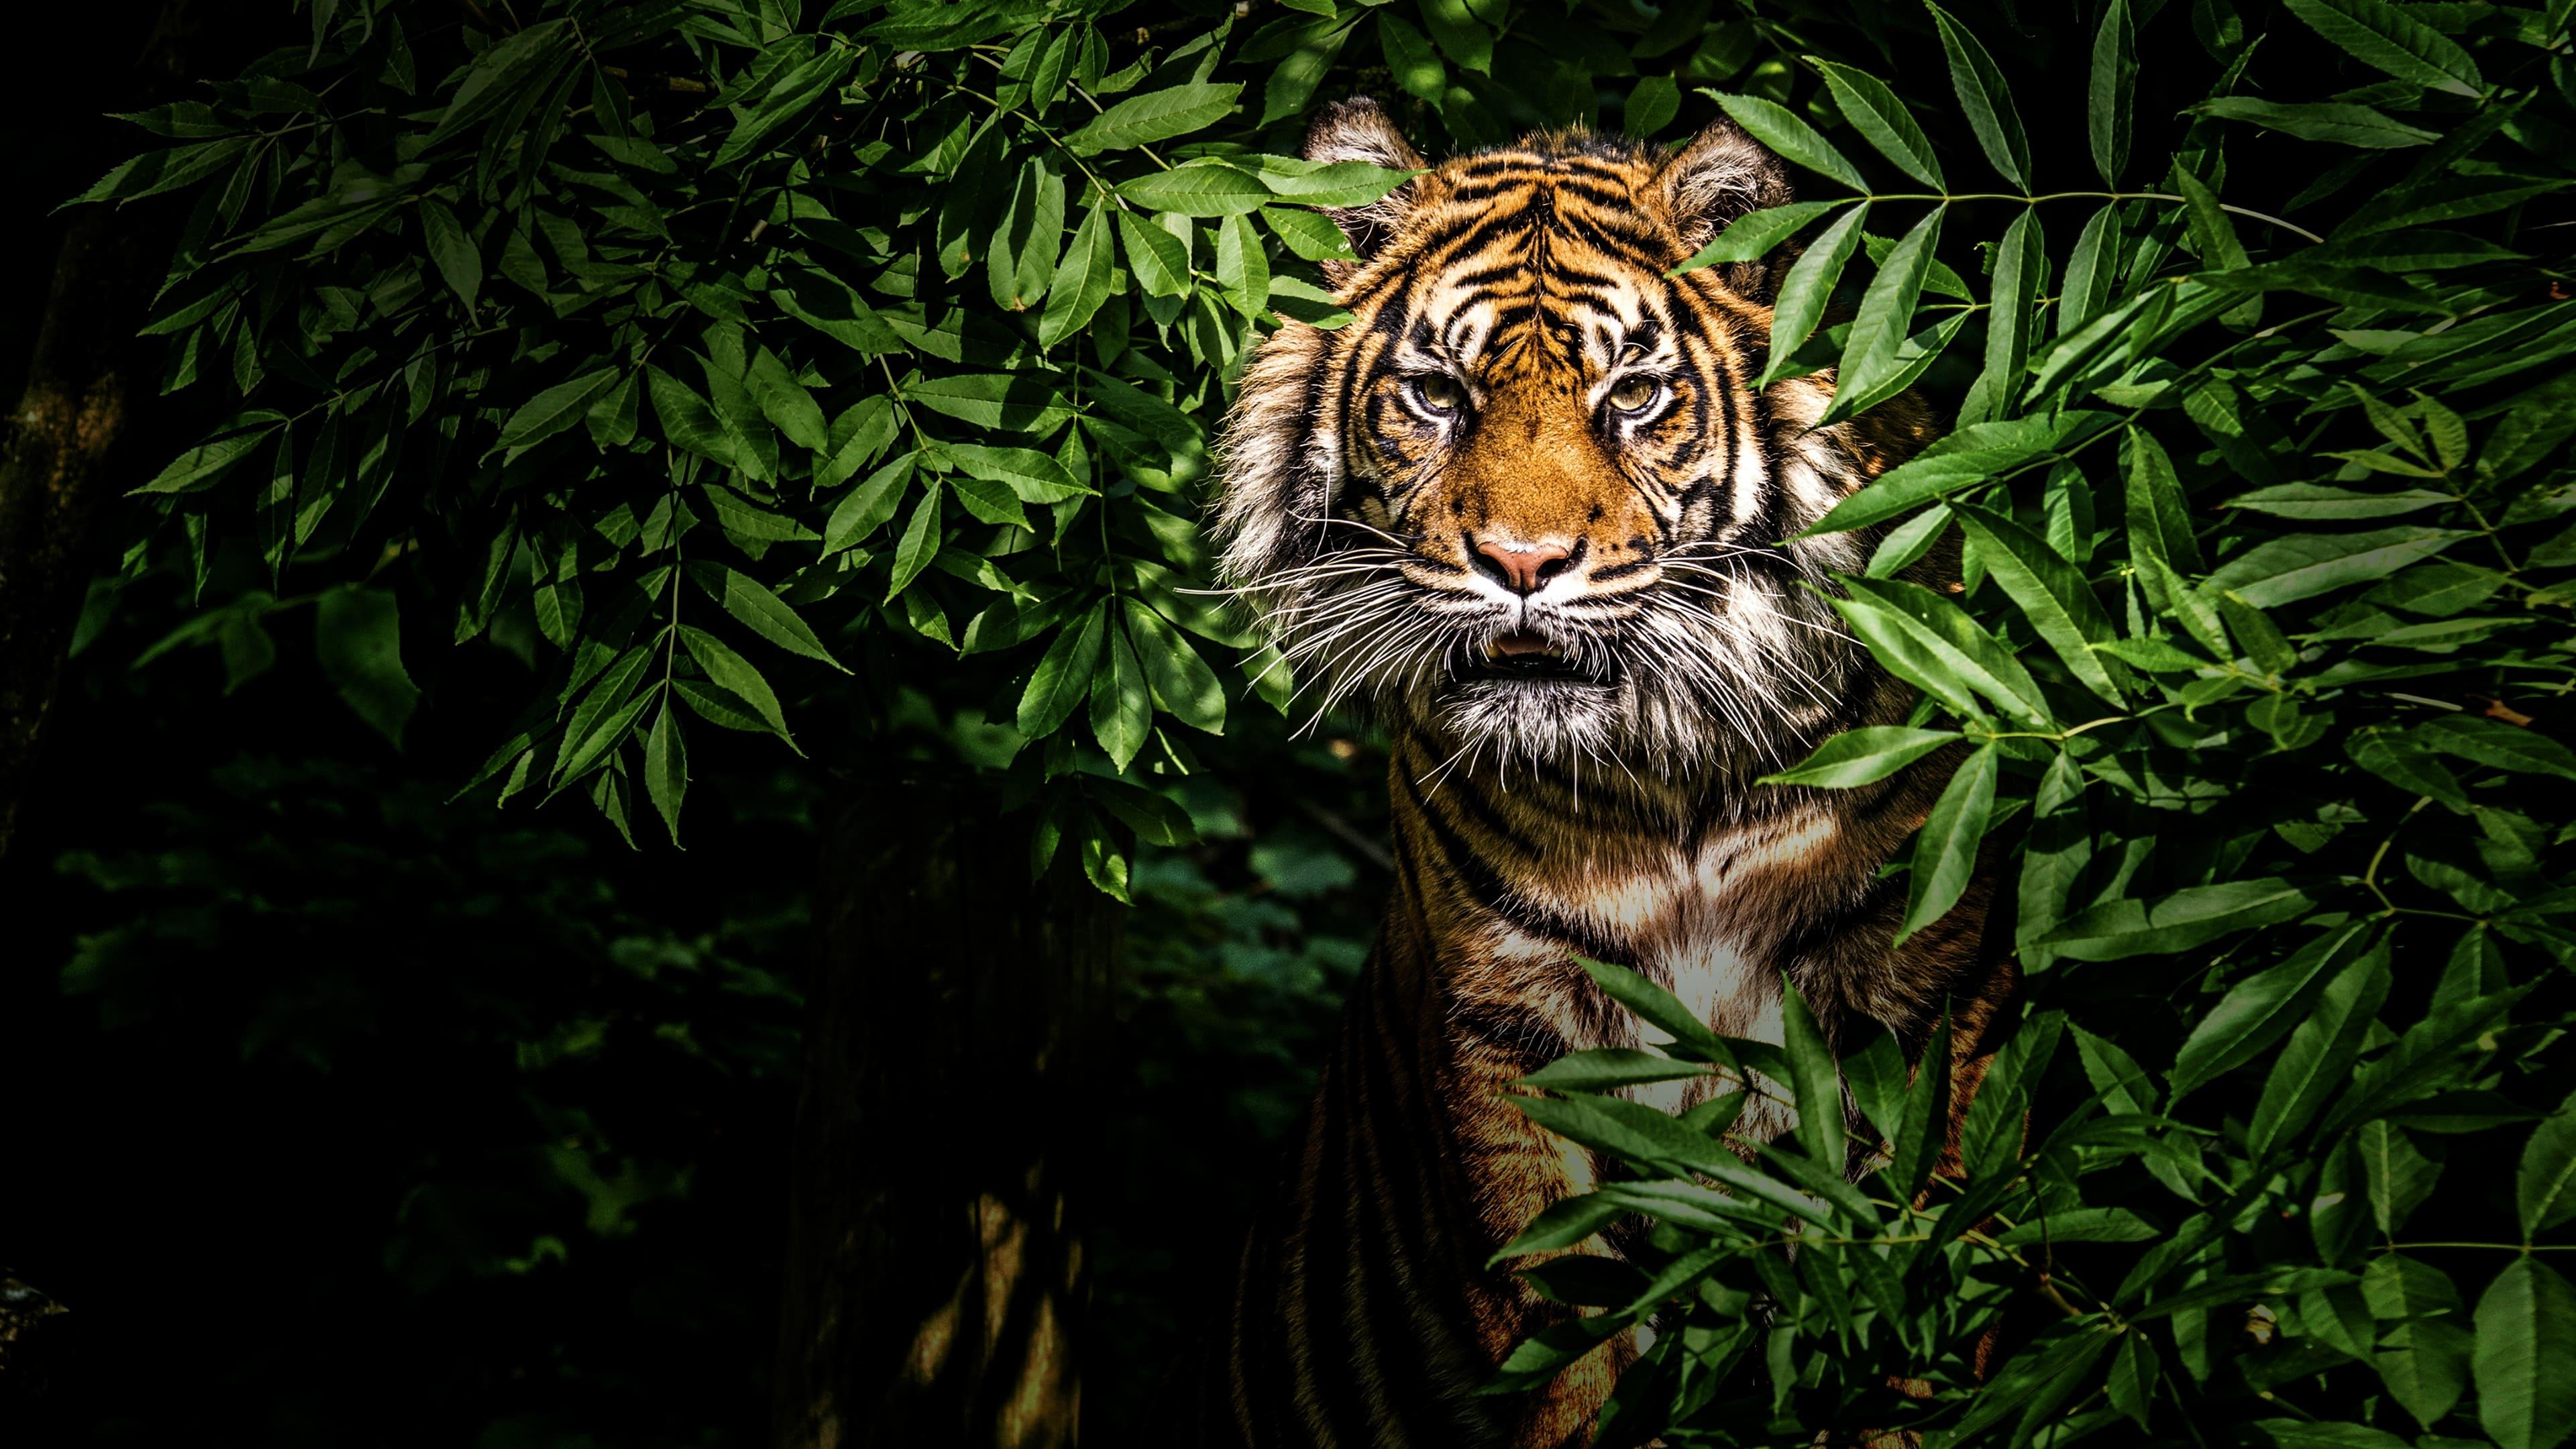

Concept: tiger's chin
[[1400, 627, 1847, 780], [1430, 672, 1629, 765]]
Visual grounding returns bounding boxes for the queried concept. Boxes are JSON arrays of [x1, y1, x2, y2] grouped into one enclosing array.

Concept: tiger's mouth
[[1452, 630, 1620, 688]]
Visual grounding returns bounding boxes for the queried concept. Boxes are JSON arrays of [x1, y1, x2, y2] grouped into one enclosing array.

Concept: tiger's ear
[[1302, 97, 1429, 283], [1654, 119, 1793, 297]]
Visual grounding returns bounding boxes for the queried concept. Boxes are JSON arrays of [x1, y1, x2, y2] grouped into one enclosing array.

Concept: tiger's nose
[[1468, 534, 1578, 595]]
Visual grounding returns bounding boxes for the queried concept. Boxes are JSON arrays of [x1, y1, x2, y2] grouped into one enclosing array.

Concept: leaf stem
[[1845, 189, 2326, 243]]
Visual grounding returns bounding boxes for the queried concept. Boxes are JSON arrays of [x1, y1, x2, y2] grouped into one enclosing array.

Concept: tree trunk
[[0, 0, 230, 863], [773, 772, 1121, 1449]]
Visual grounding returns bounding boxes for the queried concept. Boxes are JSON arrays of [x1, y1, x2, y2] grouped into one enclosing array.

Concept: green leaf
[[1512, 1093, 1834, 1228], [2379, 1319, 2473, 1430], [1125, 603, 1225, 734], [1064, 82, 1242, 154], [1116, 164, 1273, 217], [1898, 743, 1996, 945], [418, 196, 481, 314], [690, 563, 845, 672], [904, 374, 1073, 433], [645, 367, 739, 468], [2043, 878, 2318, 962], [1214, 213, 1271, 323], [1778, 977, 1845, 1167], [67, 136, 255, 207], [826, 451, 915, 552], [1375, 11, 1447, 102], [552, 656, 652, 794], [134, 416, 282, 495], [745, 350, 828, 452], [1038, 202, 1116, 348], [2366, 1253, 2463, 1321], [2248, 941, 2392, 1157], [2222, 483, 2452, 520], [1962, 203, 2043, 425], [1809, 60, 1943, 189], [2194, 97, 2438, 148], [677, 625, 800, 753], [2285, 0, 2483, 97], [698, 484, 816, 543], [1950, 502, 2129, 706], [1825, 205, 1943, 423], [2520, 1091, 2576, 1239], [1262, 18, 1360, 127], [1519, 1050, 1716, 1093], [775, 268, 906, 356], [1415, 0, 1491, 74], [2249, 1421, 2410, 1449], [1758, 726, 1960, 788], [1576, 956, 1730, 1066], [2349, 729, 2470, 809], [1669, 201, 1841, 276], [498, 367, 619, 454], [1704, 91, 1870, 193], [1089, 621, 1152, 771], [1019, 602, 1108, 739], [586, 374, 639, 450], [1832, 575, 2051, 724], [643, 700, 688, 846], [315, 585, 420, 748], [1118, 210, 1193, 297], [1807, 413, 2092, 536], [2088, 0, 2137, 185], [2174, 922, 2369, 1093], [2361, 1118, 2441, 1235], [1623, 73, 1679, 138], [2481, 371, 2576, 483], [948, 473, 1036, 532], [2125, 427, 2204, 572], [2172, 162, 2250, 281], [1491, 1193, 1631, 1261], [2477, 1258, 2576, 1449], [2414, 716, 2576, 782], [886, 481, 943, 600], [2322, 989, 2526, 1138], [1926, 3, 2030, 188], [1760, 203, 1868, 387], [2057, 204, 2123, 337], [712, 49, 855, 166], [944, 444, 1090, 503], [2205, 527, 2473, 608], [988, 154, 1067, 313]]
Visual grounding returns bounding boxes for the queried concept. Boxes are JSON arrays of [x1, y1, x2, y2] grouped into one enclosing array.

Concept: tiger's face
[[1216, 101, 1932, 776]]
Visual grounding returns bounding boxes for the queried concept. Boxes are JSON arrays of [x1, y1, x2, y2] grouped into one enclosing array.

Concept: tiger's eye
[[1413, 374, 1465, 413], [1606, 376, 1661, 413]]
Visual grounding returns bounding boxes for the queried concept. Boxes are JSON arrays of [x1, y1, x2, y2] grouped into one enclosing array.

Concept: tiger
[[1183, 99, 2020, 1448]]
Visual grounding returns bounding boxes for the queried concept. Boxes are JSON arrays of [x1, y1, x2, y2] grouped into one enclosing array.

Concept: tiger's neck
[[1379, 724, 1947, 1234]]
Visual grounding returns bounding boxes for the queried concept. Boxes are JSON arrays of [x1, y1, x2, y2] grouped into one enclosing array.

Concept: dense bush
[[70, 0, 2576, 1444]]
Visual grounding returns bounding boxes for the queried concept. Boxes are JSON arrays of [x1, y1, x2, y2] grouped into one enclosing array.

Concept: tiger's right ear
[[1655, 120, 1793, 299], [1301, 97, 1429, 284]]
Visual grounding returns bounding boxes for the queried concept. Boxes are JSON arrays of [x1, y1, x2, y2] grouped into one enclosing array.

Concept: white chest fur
[[1473, 806, 1847, 1118]]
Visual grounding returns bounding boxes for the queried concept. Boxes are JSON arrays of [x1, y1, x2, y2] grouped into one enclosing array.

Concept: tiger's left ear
[[1654, 120, 1792, 297]]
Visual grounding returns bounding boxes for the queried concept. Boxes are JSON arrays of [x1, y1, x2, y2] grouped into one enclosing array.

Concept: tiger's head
[[1214, 99, 1933, 778]]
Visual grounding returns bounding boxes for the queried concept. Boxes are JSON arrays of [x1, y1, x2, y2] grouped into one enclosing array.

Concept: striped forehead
[[1393, 159, 1684, 378]]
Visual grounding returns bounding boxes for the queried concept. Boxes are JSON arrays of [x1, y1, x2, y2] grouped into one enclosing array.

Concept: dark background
[[0, 11, 1379, 1444]]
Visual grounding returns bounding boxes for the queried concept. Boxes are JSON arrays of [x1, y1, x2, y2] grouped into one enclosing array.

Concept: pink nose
[[1470, 536, 1574, 594]]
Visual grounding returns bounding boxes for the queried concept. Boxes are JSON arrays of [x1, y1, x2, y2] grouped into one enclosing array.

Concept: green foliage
[[1470, 3, 2576, 1444], [70, 0, 2576, 1444], [91, 0, 1418, 872]]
